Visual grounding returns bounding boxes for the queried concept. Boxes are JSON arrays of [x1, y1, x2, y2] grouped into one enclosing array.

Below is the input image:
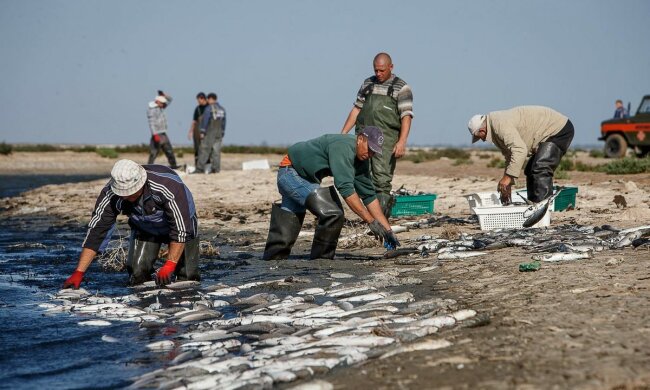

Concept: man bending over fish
[[263, 127, 400, 260], [467, 106, 574, 204], [63, 159, 200, 289]]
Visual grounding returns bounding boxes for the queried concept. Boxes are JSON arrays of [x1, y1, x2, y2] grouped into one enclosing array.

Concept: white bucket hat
[[110, 159, 146, 196], [468, 114, 486, 143]]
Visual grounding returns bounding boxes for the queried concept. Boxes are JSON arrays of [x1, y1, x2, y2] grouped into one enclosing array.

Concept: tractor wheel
[[604, 134, 628, 158]]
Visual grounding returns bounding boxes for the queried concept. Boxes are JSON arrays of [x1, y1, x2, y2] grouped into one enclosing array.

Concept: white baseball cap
[[110, 159, 146, 196], [155, 95, 168, 104], [468, 114, 486, 143]]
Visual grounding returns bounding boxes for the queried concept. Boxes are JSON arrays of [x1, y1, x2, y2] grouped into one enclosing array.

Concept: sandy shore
[[2, 150, 650, 388]]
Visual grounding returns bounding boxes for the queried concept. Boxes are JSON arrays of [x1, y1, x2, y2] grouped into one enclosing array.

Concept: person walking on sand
[[187, 92, 209, 166], [467, 106, 574, 205], [263, 127, 400, 260], [341, 52, 414, 219], [147, 90, 180, 169], [62, 159, 200, 289], [196, 92, 226, 174]]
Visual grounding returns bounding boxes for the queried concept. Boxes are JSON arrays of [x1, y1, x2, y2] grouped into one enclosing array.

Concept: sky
[[0, 0, 649, 147]]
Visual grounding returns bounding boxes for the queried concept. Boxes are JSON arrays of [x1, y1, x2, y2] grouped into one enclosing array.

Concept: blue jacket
[[82, 165, 198, 252]]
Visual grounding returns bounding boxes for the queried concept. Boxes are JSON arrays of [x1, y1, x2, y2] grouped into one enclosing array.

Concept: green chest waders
[[355, 79, 401, 217]]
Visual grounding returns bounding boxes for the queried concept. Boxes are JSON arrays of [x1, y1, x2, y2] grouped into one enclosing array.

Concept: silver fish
[[532, 252, 591, 262]]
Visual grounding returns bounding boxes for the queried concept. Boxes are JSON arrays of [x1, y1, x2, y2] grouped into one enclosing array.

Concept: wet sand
[[2, 150, 650, 389]]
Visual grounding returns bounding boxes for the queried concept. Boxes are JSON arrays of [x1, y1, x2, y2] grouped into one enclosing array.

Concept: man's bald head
[[373, 52, 392, 66], [373, 52, 393, 83]]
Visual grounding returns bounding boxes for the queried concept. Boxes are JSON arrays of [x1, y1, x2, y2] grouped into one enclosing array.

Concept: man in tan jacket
[[468, 106, 574, 203]]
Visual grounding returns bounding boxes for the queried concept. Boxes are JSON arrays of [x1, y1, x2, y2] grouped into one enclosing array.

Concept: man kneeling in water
[[63, 159, 200, 288]]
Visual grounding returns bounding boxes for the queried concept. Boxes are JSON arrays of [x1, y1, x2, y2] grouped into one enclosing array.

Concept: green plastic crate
[[391, 194, 437, 216], [554, 186, 578, 211]]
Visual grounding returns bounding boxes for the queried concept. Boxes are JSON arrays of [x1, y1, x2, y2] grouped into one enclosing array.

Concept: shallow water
[[0, 174, 108, 199], [0, 214, 401, 388]]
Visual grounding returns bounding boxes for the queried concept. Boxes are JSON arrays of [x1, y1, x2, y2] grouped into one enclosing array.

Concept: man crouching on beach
[[63, 159, 200, 288], [263, 127, 400, 260]]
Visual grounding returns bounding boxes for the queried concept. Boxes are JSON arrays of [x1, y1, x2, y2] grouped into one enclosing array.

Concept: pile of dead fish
[[43, 272, 480, 389], [399, 223, 650, 262]]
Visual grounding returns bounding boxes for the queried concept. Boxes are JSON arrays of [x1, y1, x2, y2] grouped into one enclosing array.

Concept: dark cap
[[360, 126, 384, 155]]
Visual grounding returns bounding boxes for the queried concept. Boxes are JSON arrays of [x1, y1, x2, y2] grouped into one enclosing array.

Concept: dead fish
[[146, 340, 176, 351], [383, 248, 419, 259], [101, 335, 120, 343], [633, 238, 650, 248], [170, 349, 202, 365], [165, 281, 201, 290], [523, 189, 563, 227], [615, 231, 644, 248], [326, 286, 376, 298], [177, 311, 222, 323], [297, 288, 326, 296], [207, 287, 241, 297], [78, 320, 112, 326], [437, 251, 486, 260], [532, 252, 591, 262], [379, 339, 452, 359], [340, 292, 388, 303]]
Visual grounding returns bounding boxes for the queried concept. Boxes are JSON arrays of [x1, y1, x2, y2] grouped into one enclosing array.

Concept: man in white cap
[[147, 90, 181, 169], [263, 127, 400, 260], [468, 106, 574, 204], [63, 159, 200, 288]]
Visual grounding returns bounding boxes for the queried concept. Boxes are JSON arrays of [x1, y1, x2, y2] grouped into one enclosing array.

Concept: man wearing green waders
[[341, 52, 414, 218]]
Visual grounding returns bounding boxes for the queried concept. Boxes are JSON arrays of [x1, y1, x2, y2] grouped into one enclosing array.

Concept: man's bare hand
[[393, 141, 406, 158]]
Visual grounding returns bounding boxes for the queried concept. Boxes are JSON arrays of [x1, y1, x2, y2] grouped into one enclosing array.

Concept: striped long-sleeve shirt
[[82, 165, 198, 252], [354, 75, 414, 119]]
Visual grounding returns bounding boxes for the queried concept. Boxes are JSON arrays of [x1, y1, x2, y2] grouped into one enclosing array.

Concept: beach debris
[[242, 159, 270, 170], [613, 195, 627, 208], [519, 261, 541, 272]]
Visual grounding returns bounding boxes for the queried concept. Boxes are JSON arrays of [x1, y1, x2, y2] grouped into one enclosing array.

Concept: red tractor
[[600, 95, 650, 158]]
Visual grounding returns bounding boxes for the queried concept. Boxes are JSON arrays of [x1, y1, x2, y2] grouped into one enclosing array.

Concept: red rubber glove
[[155, 260, 177, 286], [153, 134, 161, 143], [63, 270, 85, 289]]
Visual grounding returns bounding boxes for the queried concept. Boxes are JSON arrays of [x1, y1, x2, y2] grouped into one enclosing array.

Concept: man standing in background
[[341, 53, 414, 219], [187, 92, 208, 166], [613, 99, 629, 119], [196, 92, 226, 174], [147, 90, 180, 169]]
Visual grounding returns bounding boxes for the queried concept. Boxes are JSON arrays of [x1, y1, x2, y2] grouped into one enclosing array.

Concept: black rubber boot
[[525, 142, 563, 203], [376, 192, 395, 219], [174, 236, 201, 281], [126, 233, 161, 286], [262, 204, 305, 260], [305, 186, 345, 259]]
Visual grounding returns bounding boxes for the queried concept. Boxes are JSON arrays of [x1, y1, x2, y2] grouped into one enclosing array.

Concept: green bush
[[72, 145, 97, 153], [476, 153, 492, 159], [115, 144, 149, 154], [555, 170, 570, 180], [589, 149, 605, 158], [403, 148, 471, 163], [602, 157, 650, 174], [0, 142, 12, 155], [222, 145, 288, 154], [96, 148, 119, 159], [487, 157, 506, 168], [13, 144, 59, 152], [452, 158, 472, 166], [574, 161, 604, 172]]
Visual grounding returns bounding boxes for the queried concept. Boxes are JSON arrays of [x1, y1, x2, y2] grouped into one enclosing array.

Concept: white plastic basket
[[473, 204, 551, 231], [465, 192, 502, 212], [465, 189, 557, 214]]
